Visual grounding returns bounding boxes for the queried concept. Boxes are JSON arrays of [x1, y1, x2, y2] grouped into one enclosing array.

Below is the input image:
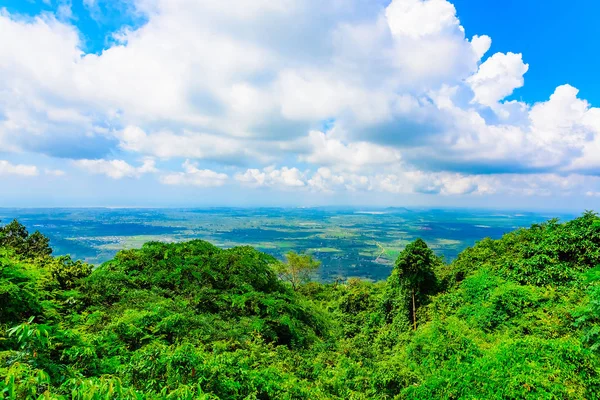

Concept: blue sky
[[453, 0, 600, 105], [1, 0, 600, 210]]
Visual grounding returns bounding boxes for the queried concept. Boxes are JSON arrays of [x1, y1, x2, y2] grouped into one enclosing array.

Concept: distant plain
[[0, 208, 576, 281]]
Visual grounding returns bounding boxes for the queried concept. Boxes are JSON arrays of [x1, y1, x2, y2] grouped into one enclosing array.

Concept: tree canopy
[[0, 220, 52, 260], [275, 251, 321, 291], [384, 238, 439, 329], [1, 214, 600, 399]]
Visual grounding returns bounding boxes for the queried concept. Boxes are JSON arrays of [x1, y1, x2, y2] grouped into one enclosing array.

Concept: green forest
[[1, 213, 600, 399]]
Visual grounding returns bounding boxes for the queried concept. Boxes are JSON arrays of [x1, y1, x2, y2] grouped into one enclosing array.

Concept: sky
[[1, 0, 600, 210]]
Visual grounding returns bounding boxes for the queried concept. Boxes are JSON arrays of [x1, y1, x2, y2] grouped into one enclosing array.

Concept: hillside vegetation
[[1, 213, 600, 399]]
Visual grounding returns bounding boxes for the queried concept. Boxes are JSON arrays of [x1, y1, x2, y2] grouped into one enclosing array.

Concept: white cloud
[[471, 34, 492, 59], [116, 126, 272, 163], [1, 1, 600, 203], [299, 130, 402, 171], [160, 160, 228, 187], [0, 0, 487, 155], [467, 52, 529, 107], [73, 158, 157, 179], [529, 85, 592, 148], [365, 169, 495, 196], [307, 167, 369, 192], [236, 166, 306, 188], [385, 0, 484, 85], [231, 162, 600, 199], [385, 0, 458, 39], [235, 168, 267, 187], [0, 160, 39, 177], [234, 164, 496, 196], [307, 168, 344, 192], [403, 82, 600, 176]]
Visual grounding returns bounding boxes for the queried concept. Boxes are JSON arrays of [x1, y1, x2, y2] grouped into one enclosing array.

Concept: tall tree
[[48, 255, 92, 290], [384, 239, 438, 330], [25, 231, 52, 259], [275, 251, 321, 291], [0, 219, 29, 250], [0, 219, 52, 258], [0, 220, 52, 259]]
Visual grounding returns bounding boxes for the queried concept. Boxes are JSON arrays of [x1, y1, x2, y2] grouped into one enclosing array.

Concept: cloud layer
[[1, 0, 599, 205]]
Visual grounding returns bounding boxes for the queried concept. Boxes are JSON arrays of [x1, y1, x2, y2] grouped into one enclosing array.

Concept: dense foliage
[[1, 213, 600, 399]]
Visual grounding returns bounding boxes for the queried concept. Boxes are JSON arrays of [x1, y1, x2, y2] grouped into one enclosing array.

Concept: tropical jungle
[[2, 212, 600, 399]]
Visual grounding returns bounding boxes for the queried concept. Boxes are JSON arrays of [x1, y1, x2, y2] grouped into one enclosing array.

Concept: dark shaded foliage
[[0, 220, 52, 260], [382, 238, 439, 328]]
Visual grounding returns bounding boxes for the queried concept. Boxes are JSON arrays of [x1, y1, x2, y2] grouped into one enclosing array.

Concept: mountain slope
[[1, 213, 599, 399]]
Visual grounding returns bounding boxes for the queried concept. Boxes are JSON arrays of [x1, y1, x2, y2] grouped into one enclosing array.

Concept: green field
[[0, 207, 575, 281]]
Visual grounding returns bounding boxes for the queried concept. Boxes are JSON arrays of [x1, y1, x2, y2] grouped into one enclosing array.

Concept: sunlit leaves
[[2, 214, 600, 398]]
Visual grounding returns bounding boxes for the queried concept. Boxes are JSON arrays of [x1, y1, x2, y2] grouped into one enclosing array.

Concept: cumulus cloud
[[222, 160, 600, 199], [396, 83, 600, 177], [73, 158, 157, 179], [0, 0, 488, 154], [470, 35, 492, 59], [234, 164, 498, 196], [385, 0, 458, 39], [467, 52, 529, 107], [116, 126, 272, 164], [1, 0, 600, 202], [235, 166, 306, 188], [299, 131, 402, 171], [0, 160, 39, 176], [307, 168, 370, 193], [160, 160, 228, 187]]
